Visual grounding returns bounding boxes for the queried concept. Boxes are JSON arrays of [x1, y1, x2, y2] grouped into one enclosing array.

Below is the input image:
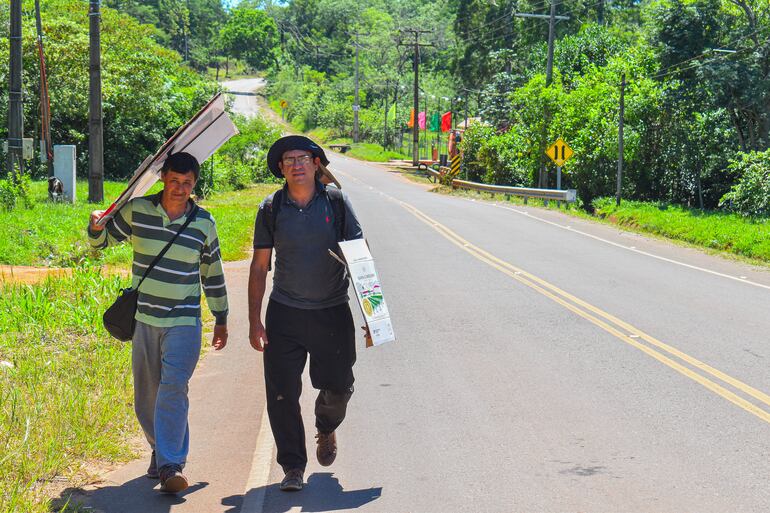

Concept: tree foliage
[[219, 7, 279, 70], [0, 0, 217, 179]]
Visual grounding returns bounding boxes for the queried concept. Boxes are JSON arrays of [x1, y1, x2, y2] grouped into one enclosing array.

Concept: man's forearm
[[248, 269, 267, 325]]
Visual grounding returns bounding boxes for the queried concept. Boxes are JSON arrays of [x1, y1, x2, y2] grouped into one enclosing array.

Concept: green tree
[[219, 7, 279, 70], [0, 0, 217, 179]]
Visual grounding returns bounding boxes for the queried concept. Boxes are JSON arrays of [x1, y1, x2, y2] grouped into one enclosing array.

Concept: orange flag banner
[[407, 108, 415, 128]]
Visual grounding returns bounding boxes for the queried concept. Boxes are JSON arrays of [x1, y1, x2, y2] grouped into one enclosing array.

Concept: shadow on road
[[222, 472, 382, 513], [225, 91, 257, 96], [55, 476, 209, 512]]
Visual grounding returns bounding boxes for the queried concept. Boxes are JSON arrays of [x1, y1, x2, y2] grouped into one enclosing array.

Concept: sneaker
[[146, 451, 158, 479], [280, 468, 304, 492], [315, 431, 337, 467], [158, 464, 189, 494]]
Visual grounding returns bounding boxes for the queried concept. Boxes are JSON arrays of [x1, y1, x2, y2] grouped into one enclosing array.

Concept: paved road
[[84, 79, 770, 512], [221, 78, 265, 117]]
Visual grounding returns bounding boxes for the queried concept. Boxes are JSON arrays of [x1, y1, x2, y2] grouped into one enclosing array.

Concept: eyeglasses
[[281, 155, 313, 166]]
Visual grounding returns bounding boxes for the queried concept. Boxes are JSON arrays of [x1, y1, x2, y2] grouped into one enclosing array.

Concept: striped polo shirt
[[88, 191, 228, 328]]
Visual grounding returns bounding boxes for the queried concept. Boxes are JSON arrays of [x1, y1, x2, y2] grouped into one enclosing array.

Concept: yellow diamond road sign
[[546, 137, 574, 167], [280, 99, 288, 109]]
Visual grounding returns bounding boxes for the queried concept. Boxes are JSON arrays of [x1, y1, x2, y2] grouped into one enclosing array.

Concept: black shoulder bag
[[103, 205, 199, 341]]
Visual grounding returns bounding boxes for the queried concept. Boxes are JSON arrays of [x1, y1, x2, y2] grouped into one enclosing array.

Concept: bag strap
[[263, 188, 282, 242], [325, 186, 346, 242], [136, 204, 199, 289]]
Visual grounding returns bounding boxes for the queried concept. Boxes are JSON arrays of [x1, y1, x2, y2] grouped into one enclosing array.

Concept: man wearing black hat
[[248, 135, 363, 491]]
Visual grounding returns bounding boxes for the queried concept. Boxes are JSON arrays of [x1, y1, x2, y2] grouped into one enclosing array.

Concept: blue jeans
[[132, 320, 201, 470]]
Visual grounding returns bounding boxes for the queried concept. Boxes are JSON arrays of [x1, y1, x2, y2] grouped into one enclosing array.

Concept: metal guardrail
[[426, 167, 577, 203]]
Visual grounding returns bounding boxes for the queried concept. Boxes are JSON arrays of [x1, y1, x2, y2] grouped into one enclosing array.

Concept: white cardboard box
[[338, 239, 395, 346]]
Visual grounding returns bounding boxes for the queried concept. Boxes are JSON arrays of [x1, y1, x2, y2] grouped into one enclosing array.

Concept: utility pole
[[616, 72, 625, 206], [35, 0, 53, 177], [597, 0, 604, 25], [464, 93, 468, 129], [89, 0, 104, 202], [399, 29, 432, 166], [352, 32, 366, 143], [516, 4, 569, 188], [383, 80, 389, 149], [8, 0, 24, 180], [546, 2, 557, 87]]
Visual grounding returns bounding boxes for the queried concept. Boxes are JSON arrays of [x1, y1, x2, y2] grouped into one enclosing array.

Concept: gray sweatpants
[[132, 320, 202, 470]]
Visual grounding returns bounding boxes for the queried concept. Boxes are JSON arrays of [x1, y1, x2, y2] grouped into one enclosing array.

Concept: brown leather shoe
[[159, 464, 189, 494], [280, 468, 304, 491], [315, 431, 337, 466], [146, 450, 158, 479]]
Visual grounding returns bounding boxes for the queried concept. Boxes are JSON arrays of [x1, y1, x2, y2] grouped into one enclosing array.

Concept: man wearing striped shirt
[[88, 152, 228, 494]]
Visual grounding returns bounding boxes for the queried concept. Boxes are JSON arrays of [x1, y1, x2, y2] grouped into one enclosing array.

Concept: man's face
[[278, 150, 319, 186], [161, 169, 197, 204]]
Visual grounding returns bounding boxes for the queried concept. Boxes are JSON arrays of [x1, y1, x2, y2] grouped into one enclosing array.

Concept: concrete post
[[54, 145, 77, 203]]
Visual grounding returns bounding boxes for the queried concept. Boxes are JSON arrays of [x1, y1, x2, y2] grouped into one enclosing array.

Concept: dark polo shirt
[[253, 181, 363, 309]]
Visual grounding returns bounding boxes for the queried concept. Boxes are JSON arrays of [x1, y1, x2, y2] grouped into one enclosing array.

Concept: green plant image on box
[[361, 285, 384, 317]]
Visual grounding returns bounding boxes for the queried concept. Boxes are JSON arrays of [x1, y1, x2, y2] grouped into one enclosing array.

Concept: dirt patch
[[0, 265, 130, 285], [0, 266, 73, 284]]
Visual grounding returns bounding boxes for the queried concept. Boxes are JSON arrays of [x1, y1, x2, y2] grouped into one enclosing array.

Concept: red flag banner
[[441, 111, 452, 132]]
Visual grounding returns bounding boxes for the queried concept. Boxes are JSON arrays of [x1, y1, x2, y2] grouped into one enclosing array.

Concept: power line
[[649, 29, 763, 81]]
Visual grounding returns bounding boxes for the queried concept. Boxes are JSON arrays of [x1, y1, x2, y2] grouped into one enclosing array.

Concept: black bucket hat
[[266, 135, 329, 178]]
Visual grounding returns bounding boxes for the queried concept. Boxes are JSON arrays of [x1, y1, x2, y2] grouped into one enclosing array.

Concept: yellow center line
[[398, 199, 770, 425]]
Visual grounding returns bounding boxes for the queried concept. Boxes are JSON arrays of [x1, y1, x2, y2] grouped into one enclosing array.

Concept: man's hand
[[249, 321, 268, 352], [212, 324, 228, 350], [361, 325, 373, 347], [89, 210, 106, 232]]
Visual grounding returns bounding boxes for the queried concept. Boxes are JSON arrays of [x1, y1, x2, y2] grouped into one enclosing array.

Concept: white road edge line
[[475, 199, 770, 291], [241, 405, 274, 513], [342, 160, 770, 291], [340, 161, 769, 291]]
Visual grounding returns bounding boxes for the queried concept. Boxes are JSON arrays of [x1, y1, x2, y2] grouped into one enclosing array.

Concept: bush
[[720, 150, 770, 217], [0, 176, 32, 211], [477, 127, 534, 186], [458, 123, 496, 182], [196, 113, 282, 197]]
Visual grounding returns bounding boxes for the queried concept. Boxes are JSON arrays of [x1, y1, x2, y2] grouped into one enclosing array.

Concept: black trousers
[[264, 299, 356, 472]]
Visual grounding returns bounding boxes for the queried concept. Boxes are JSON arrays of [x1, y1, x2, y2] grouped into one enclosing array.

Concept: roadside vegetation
[[0, 175, 277, 512], [0, 266, 133, 513], [592, 199, 770, 263], [425, 177, 770, 265], [0, 180, 134, 267]]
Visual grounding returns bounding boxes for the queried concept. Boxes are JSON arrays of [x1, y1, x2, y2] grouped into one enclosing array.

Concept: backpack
[[262, 185, 347, 244]]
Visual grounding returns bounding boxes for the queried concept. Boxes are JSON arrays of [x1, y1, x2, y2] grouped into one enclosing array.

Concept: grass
[[0, 180, 278, 267], [592, 198, 770, 263], [0, 181, 135, 267], [0, 265, 135, 513], [326, 138, 409, 162], [0, 182, 278, 511], [201, 183, 280, 261], [430, 183, 770, 265]]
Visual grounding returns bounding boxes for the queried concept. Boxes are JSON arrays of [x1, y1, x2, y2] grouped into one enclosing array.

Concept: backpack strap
[[262, 188, 283, 243], [260, 189, 283, 272], [325, 186, 346, 242]]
